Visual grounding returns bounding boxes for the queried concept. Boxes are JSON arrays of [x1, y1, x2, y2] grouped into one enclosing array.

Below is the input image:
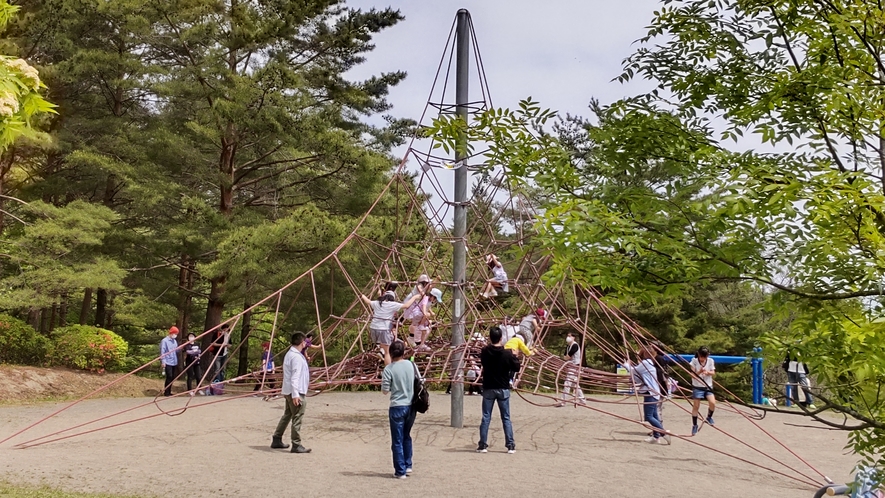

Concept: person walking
[[381, 340, 416, 479], [782, 350, 815, 409], [477, 325, 521, 454], [183, 333, 204, 396], [159, 326, 179, 397], [624, 348, 670, 445], [556, 332, 586, 406], [690, 346, 717, 435], [270, 332, 311, 454]]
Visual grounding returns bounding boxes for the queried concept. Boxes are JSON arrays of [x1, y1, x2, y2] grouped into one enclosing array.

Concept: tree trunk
[[237, 300, 252, 377], [0, 147, 15, 235], [40, 308, 50, 334], [203, 277, 225, 331], [58, 294, 68, 327], [49, 304, 57, 332], [27, 308, 40, 331], [95, 288, 107, 328], [201, 277, 226, 368], [106, 293, 115, 329], [177, 255, 194, 335], [79, 288, 93, 325]]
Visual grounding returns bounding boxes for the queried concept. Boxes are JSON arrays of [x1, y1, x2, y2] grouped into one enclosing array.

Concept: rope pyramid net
[[1, 12, 835, 491]]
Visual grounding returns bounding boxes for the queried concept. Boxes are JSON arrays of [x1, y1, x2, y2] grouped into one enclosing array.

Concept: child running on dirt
[[690, 346, 716, 435]]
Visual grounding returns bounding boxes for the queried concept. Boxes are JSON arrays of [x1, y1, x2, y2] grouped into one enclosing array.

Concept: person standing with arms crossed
[[690, 346, 716, 435], [159, 326, 179, 397], [381, 340, 416, 479], [477, 326, 521, 454], [270, 332, 311, 453]]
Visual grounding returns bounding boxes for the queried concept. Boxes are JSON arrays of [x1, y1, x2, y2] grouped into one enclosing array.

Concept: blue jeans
[[643, 395, 665, 438], [479, 388, 514, 449], [389, 405, 416, 477], [213, 355, 227, 383], [787, 372, 814, 405]]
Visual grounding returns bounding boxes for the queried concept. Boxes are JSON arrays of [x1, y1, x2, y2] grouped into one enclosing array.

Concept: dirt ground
[[0, 389, 858, 498], [0, 366, 160, 404]]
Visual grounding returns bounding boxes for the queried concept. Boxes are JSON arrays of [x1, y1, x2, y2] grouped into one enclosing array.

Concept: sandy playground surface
[[0, 390, 858, 498]]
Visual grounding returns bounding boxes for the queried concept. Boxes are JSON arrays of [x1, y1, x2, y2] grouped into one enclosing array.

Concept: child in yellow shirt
[[505, 334, 532, 357], [504, 334, 532, 388]]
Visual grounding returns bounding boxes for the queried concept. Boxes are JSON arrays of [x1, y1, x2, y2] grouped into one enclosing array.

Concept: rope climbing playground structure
[[0, 9, 842, 494]]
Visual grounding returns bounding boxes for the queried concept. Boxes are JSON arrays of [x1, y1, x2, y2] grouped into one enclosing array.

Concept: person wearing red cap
[[160, 326, 180, 396], [517, 309, 546, 348], [253, 341, 276, 398]]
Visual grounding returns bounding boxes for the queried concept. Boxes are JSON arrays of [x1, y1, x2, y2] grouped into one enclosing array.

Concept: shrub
[[0, 313, 52, 365], [51, 325, 128, 372]]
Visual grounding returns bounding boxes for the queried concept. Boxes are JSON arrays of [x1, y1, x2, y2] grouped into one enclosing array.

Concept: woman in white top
[[480, 254, 508, 298], [689, 346, 716, 435], [360, 282, 422, 363]]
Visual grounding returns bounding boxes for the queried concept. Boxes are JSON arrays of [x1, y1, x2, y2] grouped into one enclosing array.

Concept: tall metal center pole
[[450, 8, 470, 429]]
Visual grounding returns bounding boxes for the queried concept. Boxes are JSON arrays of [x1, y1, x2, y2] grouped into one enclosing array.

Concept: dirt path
[[0, 391, 856, 498]]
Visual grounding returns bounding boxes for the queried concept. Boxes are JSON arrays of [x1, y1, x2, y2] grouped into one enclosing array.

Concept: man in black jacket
[[477, 325, 521, 454]]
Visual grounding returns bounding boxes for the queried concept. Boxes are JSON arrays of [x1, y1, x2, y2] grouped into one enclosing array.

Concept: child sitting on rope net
[[480, 254, 508, 299]]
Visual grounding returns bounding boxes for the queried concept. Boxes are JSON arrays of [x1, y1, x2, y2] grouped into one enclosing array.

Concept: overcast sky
[[346, 1, 660, 130], [343, 1, 662, 220]]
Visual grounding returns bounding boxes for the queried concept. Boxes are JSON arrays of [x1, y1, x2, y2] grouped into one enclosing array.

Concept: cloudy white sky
[[344, 1, 662, 221], [346, 1, 660, 132]]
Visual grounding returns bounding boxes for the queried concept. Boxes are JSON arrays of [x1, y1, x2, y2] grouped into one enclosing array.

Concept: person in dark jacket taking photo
[[477, 325, 521, 454]]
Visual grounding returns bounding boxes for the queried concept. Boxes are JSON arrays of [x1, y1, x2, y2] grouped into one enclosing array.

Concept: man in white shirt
[[271, 332, 311, 453]]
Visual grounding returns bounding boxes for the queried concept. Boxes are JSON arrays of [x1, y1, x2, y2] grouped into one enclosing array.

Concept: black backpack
[[411, 361, 430, 414]]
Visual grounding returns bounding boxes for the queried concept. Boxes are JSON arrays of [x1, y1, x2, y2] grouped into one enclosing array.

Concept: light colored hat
[[430, 288, 443, 303], [417, 274, 430, 283]]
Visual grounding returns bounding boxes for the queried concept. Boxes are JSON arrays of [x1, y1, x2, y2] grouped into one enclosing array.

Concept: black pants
[[164, 364, 176, 396], [253, 372, 276, 392], [185, 362, 203, 392]]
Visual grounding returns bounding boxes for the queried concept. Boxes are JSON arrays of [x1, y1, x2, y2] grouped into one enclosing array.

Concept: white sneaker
[[507, 449, 516, 454], [663, 432, 672, 445], [644, 436, 657, 444], [658, 436, 671, 445], [406, 468, 412, 474], [394, 474, 408, 479]]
